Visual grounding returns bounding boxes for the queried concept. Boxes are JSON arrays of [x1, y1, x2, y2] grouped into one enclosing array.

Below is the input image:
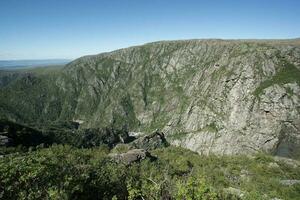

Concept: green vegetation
[[168, 122, 218, 142], [167, 131, 188, 141], [0, 72, 66, 123], [254, 61, 300, 97], [1, 145, 299, 199], [203, 122, 218, 132], [19, 65, 64, 74], [112, 94, 139, 130]]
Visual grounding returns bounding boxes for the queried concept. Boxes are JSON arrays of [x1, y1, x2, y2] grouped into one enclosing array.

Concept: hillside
[[0, 39, 300, 159]]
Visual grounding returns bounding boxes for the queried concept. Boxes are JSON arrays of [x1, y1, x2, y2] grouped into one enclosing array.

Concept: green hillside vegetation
[[1, 39, 300, 199], [1, 145, 299, 200], [1, 118, 299, 199], [1, 39, 299, 132], [21, 65, 65, 74], [254, 60, 300, 96]]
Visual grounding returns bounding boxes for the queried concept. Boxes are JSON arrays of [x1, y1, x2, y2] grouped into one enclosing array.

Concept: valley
[[1, 39, 300, 199]]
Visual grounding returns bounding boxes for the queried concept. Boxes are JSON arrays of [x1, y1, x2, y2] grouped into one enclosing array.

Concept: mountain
[[0, 59, 71, 70], [0, 39, 300, 159]]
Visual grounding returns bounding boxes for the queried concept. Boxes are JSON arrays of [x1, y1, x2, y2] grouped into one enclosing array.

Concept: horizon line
[[2, 37, 300, 61]]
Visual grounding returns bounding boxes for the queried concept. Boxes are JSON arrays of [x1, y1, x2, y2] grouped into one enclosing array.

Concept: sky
[[0, 0, 300, 60]]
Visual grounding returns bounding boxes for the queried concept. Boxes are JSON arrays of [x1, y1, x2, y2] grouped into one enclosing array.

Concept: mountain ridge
[[0, 39, 300, 158], [68, 38, 300, 65]]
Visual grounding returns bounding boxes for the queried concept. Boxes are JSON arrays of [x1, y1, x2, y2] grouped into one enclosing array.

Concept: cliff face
[[1, 39, 300, 158]]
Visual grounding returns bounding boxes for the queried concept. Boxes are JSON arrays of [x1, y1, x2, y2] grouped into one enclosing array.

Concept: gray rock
[[279, 179, 300, 186], [268, 162, 280, 168], [0, 135, 11, 147], [131, 130, 169, 150], [240, 169, 251, 182], [274, 156, 300, 168], [223, 187, 245, 198], [109, 149, 156, 165], [128, 131, 145, 137]]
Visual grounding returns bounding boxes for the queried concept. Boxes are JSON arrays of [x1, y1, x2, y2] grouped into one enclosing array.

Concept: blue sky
[[0, 0, 299, 60]]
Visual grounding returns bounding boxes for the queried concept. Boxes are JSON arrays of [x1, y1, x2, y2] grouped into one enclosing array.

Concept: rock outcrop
[[0, 135, 11, 147], [1, 39, 300, 158], [279, 180, 300, 186], [131, 130, 169, 150], [110, 149, 156, 165]]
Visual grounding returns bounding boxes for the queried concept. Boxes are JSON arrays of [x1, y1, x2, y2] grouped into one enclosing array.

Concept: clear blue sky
[[0, 0, 299, 60]]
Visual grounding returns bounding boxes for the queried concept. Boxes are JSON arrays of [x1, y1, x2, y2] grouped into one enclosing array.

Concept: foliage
[[175, 176, 217, 200], [1, 145, 299, 199], [254, 60, 300, 97]]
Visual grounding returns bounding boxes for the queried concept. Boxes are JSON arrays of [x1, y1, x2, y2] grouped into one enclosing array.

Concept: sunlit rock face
[[1, 39, 300, 158]]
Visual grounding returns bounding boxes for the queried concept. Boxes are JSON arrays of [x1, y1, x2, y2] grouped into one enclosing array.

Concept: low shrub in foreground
[[0, 145, 299, 199]]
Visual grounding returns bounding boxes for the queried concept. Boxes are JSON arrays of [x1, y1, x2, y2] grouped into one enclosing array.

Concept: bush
[[175, 176, 217, 200], [1, 145, 300, 199]]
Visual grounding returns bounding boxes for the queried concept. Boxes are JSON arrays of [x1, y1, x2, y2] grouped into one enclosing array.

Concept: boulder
[[223, 187, 245, 198], [0, 135, 11, 147], [131, 130, 169, 150], [279, 180, 300, 186], [274, 156, 300, 168], [268, 162, 280, 168], [110, 149, 156, 165]]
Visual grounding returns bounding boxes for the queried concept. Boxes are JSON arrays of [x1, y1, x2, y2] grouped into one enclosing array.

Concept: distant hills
[[0, 59, 72, 69]]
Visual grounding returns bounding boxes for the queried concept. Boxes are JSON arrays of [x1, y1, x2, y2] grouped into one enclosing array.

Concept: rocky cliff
[[1, 39, 300, 158]]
